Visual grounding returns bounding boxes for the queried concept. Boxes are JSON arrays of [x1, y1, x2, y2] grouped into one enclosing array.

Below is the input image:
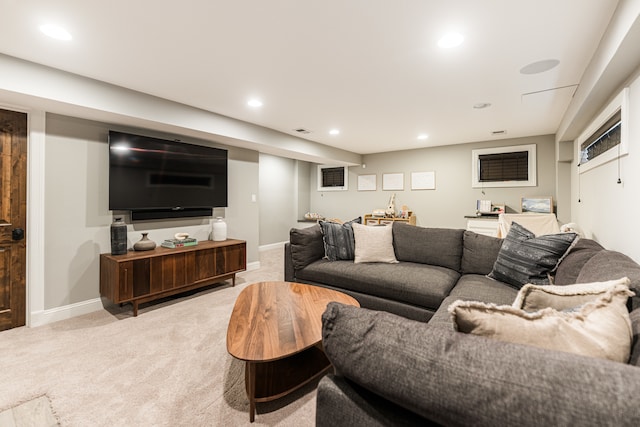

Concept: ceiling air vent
[[294, 128, 311, 134], [491, 130, 507, 136]]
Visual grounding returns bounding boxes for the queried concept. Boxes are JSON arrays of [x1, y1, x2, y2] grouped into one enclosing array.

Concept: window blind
[[479, 151, 529, 182], [321, 167, 345, 187]]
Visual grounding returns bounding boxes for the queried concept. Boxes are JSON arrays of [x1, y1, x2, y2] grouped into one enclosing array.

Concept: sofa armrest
[[284, 242, 295, 281], [322, 302, 640, 427]]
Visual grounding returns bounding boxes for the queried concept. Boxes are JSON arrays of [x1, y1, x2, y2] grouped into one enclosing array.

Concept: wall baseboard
[[259, 241, 287, 252], [246, 261, 260, 271], [29, 298, 104, 328]]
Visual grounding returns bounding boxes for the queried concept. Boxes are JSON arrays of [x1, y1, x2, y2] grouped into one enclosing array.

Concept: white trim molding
[[30, 298, 104, 327]]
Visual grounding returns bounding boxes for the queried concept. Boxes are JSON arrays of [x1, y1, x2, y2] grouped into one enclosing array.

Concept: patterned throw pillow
[[488, 222, 578, 289], [319, 217, 362, 261]]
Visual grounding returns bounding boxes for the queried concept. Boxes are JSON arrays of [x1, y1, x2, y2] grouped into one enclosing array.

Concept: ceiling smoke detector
[[294, 128, 311, 134]]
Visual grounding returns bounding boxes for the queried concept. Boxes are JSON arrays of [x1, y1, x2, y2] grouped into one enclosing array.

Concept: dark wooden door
[[0, 109, 27, 331]]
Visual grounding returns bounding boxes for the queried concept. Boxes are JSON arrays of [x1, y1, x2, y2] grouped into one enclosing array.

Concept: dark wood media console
[[100, 239, 246, 316]]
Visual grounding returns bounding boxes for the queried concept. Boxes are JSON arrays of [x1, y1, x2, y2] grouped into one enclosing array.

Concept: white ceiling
[[0, 0, 620, 154]]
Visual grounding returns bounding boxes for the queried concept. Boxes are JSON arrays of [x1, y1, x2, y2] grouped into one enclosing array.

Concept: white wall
[[258, 153, 298, 246], [44, 113, 260, 309], [571, 67, 640, 262], [309, 135, 557, 229]]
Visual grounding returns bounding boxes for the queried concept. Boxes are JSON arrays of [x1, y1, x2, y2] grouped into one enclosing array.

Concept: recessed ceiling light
[[417, 134, 429, 140], [39, 24, 72, 41], [247, 99, 263, 108], [520, 59, 560, 75], [437, 32, 464, 49], [473, 103, 491, 109], [329, 129, 340, 135]]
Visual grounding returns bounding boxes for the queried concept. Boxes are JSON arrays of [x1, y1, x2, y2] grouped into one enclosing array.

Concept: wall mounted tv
[[108, 130, 228, 220]]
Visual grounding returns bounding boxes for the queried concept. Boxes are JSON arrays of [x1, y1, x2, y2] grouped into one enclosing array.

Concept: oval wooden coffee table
[[226, 281, 359, 422]]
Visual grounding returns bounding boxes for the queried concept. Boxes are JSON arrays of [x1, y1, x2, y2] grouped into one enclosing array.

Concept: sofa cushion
[[630, 308, 640, 367], [488, 222, 578, 288], [577, 250, 640, 312], [322, 302, 640, 426], [448, 274, 519, 304], [392, 222, 464, 271], [316, 375, 429, 427], [449, 282, 634, 363], [577, 250, 640, 296], [297, 260, 459, 311], [289, 224, 325, 270], [461, 231, 503, 275], [554, 238, 604, 285], [319, 217, 361, 261], [430, 277, 520, 330], [352, 223, 398, 264]]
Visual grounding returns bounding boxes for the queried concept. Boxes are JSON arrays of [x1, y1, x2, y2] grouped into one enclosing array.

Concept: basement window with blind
[[577, 87, 629, 174], [317, 165, 349, 191], [580, 111, 621, 164], [471, 144, 537, 188]]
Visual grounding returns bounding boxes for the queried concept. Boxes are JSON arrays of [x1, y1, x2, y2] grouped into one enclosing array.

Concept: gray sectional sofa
[[283, 221, 640, 426]]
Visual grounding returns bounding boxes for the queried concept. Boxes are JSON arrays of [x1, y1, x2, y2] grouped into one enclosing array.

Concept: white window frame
[[471, 144, 537, 188], [577, 87, 629, 174], [317, 165, 348, 191]]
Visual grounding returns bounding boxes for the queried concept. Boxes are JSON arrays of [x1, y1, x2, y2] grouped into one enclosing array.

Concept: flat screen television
[[108, 130, 228, 220]]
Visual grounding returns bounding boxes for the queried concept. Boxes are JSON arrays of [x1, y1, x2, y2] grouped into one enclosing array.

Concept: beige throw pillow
[[449, 282, 634, 363], [513, 277, 631, 312], [352, 222, 398, 264]]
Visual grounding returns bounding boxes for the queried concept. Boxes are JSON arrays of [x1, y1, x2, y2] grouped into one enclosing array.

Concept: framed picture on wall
[[382, 173, 404, 191], [521, 197, 553, 213], [411, 171, 435, 190], [357, 174, 376, 191]]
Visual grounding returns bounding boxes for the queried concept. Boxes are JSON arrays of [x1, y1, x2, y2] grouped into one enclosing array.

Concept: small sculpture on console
[[385, 193, 396, 218]]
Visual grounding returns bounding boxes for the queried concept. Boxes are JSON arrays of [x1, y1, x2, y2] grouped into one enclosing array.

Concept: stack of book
[[161, 238, 198, 249]]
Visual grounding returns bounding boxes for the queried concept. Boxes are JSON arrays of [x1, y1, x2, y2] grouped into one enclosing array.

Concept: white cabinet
[[466, 218, 499, 237]]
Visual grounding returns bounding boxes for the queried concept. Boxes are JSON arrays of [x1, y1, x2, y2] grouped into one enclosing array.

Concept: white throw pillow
[[352, 222, 398, 264]]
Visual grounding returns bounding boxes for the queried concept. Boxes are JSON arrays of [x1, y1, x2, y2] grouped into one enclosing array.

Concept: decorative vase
[[110, 217, 127, 255], [212, 217, 227, 241], [133, 233, 156, 251]]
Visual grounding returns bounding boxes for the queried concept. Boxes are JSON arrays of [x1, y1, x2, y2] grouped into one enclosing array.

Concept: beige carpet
[[0, 247, 319, 426]]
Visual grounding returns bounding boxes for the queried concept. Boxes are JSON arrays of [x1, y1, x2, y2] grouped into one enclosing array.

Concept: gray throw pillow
[[488, 222, 578, 289], [461, 231, 504, 275], [319, 217, 362, 261], [289, 224, 325, 270]]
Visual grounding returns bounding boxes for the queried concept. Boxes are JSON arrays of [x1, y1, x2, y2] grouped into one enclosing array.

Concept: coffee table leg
[[246, 362, 256, 422]]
